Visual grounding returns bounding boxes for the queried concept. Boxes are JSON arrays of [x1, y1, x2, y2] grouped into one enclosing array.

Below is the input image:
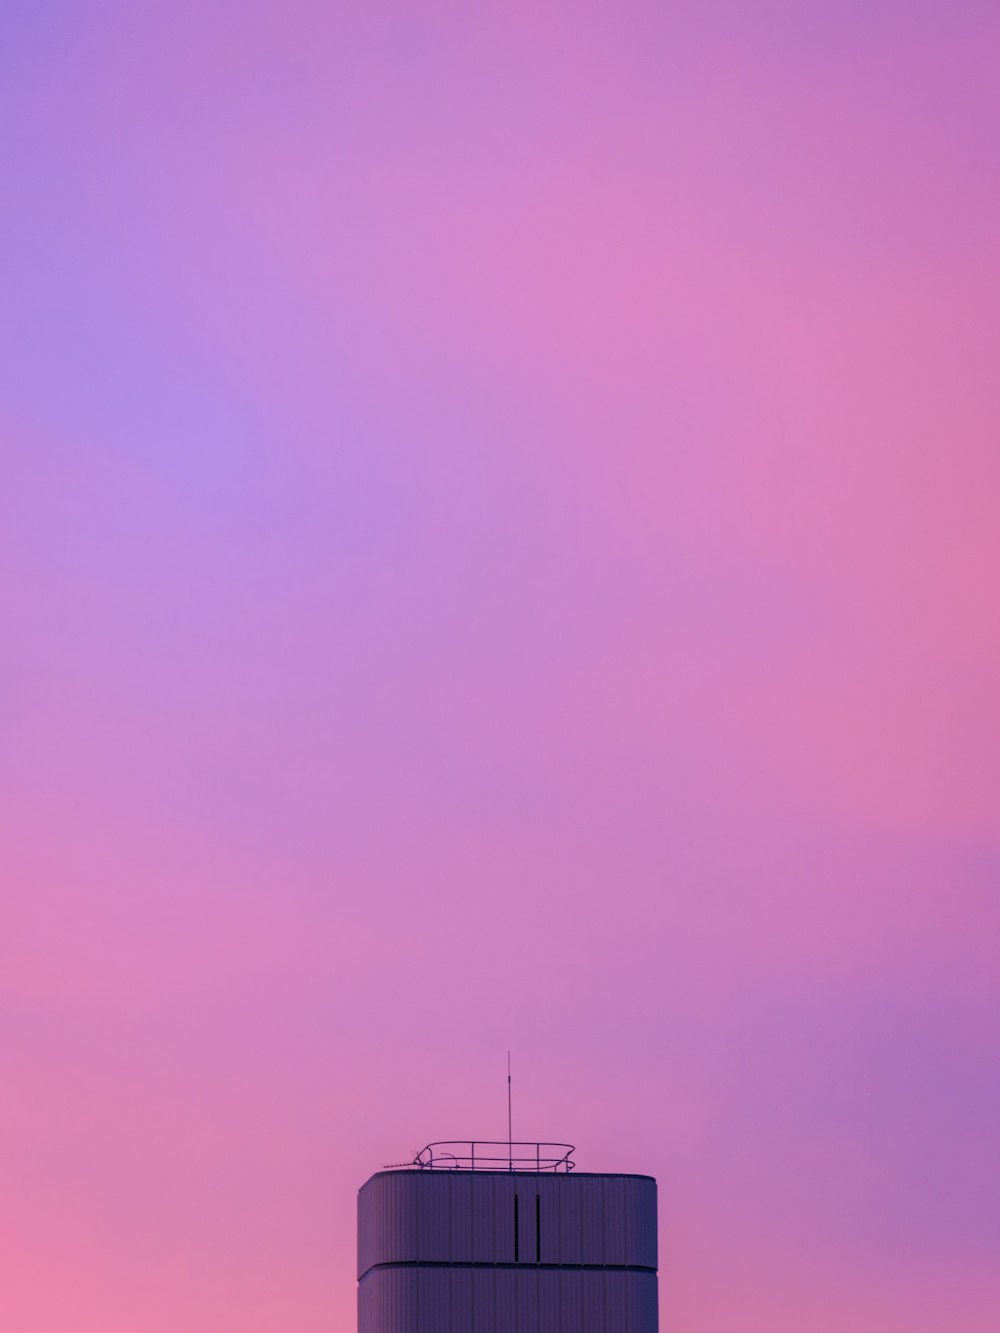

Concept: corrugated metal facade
[[359, 1266, 658, 1333], [357, 1170, 658, 1332]]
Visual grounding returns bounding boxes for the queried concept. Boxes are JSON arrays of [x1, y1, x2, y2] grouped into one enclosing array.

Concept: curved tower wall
[[358, 1169, 658, 1332]]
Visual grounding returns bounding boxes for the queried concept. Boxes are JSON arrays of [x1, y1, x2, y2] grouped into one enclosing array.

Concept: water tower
[[357, 1139, 658, 1331]]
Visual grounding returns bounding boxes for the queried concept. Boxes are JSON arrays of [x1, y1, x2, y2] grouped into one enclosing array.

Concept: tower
[[357, 1140, 658, 1331]]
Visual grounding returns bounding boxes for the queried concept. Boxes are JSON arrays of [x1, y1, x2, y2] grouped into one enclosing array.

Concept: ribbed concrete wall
[[357, 1170, 658, 1332]]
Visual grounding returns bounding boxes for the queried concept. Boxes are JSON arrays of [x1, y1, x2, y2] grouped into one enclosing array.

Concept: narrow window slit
[[514, 1193, 520, 1262]]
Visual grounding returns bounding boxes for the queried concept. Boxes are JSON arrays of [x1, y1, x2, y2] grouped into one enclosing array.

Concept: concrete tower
[[357, 1140, 658, 1332]]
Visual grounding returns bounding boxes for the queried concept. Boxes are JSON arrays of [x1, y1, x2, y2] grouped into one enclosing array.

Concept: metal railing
[[406, 1141, 576, 1173]]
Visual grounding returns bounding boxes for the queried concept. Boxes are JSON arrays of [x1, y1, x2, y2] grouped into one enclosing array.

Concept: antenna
[[507, 1051, 513, 1171]]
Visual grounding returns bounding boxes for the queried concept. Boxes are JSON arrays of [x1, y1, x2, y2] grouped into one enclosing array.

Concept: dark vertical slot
[[535, 1194, 541, 1263], [514, 1193, 520, 1262]]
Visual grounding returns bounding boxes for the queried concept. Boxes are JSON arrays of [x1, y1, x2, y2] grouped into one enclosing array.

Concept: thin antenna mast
[[507, 1051, 513, 1171]]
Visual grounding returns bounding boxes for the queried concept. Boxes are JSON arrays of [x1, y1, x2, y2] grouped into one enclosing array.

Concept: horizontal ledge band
[[359, 1260, 657, 1282]]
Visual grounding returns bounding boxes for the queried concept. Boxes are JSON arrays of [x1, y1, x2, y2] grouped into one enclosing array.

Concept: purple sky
[[3, 3, 999, 1330]]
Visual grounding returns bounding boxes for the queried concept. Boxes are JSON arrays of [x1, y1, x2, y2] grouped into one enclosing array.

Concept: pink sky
[[3, 3, 999, 1330]]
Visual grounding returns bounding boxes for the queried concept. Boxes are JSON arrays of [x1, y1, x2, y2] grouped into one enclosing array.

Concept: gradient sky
[[3, 3, 999, 1331]]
